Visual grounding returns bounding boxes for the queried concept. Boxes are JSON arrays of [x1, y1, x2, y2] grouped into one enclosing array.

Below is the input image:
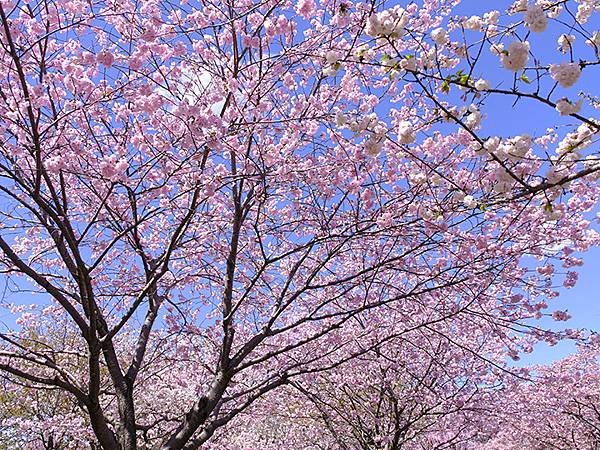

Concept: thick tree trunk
[[88, 400, 121, 450], [161, 372, 230, 450], [117, 387, 138, 450]]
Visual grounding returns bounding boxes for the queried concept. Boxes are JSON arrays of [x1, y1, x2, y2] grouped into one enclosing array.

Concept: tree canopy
[[0, 0, 598, 448]]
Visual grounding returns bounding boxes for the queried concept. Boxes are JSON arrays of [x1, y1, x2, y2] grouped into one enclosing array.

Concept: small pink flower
[[552, 310, 571, 321], [563, 271, 578, 288], [296, 0, 316, 19], [97, 50, 115, 68]]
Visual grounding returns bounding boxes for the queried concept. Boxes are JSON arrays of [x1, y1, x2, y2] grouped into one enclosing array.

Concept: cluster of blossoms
[[397, 121, 416, 144], [479, 342, 600, 450], [482, 135, 537, 195], [484, 10, 501, 29], [365, 6, 409, 38], [510, 0, 560, 18], [584, 155, 600, 177], [96, 49, 116, 68], [552, 307, 573, 321], [352, 42, 375, 62], [335, 111, 390, 155], [586, 31, 600, 48], [398, 55, 417, 72], [295, 0, 317, 19], [431, 27, 449, 46], [364, 134, 386, 155], [576, 0, 600, 23], [558, 34, 576, 53], [45, 154, 69, 173], [524, 4, 548, 32], [474, 78, 490, 91], [323, 50, 342, 77], [339, 112, 380, 134], [461, 194, 477, 208], [99, 155, 129, 181], [509, 0, 529, 14], [496, 134, 533, 161], [463, 15, 483, 31], [493, 41, 530, 71], [555, 122, 597, 156], [381, 55, 418, 76], [464, 104, 482, 128], [555, 98, 583, 116], [550, 62, 582, 88], [538, 0, 564, 18]]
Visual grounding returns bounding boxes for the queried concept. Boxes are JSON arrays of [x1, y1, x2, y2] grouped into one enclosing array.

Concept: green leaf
[[441, 79, 450, 94], [520, 73, 531, 84]]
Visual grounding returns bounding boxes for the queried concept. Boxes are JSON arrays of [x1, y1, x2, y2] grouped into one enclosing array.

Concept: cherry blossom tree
[[157, 335, 600, 450], [0, 373, 95, 449], [0, 0, 598, 448], [476, 338, 600, 450], [210, 329, 499, 450]]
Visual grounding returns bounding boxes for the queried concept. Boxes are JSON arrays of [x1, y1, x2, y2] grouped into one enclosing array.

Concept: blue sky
[[518, 245, 600, 365]]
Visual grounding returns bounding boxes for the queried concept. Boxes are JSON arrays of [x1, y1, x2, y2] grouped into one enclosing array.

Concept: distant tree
[[211, 331, 498, 450], [477, 339, 600, 450]]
